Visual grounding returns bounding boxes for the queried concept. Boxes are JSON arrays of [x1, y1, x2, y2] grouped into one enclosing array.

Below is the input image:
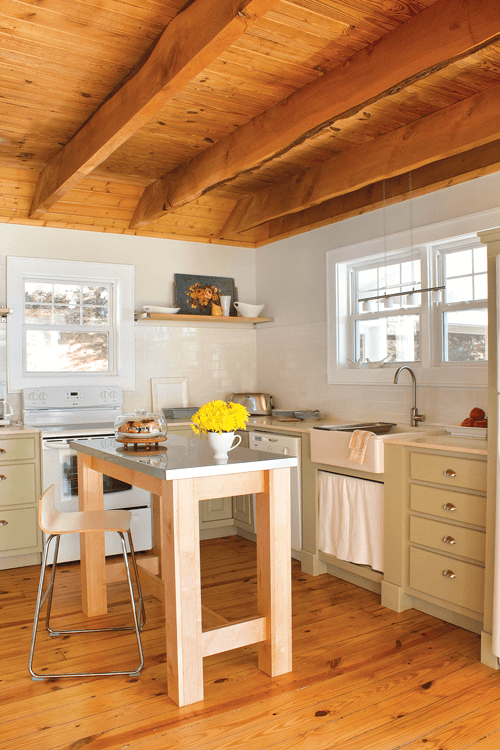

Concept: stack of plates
[[272, 409, 323, 420], [432, 423, 487, 439], [162, 407, 198, 419]]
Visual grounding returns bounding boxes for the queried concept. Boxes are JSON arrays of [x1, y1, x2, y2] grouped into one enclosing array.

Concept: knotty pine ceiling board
[[96, 0, 392, 184], [1, 0, 500, 245], [198, 40, 500, 201]]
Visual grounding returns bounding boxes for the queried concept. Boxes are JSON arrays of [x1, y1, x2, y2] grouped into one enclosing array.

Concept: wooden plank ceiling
[[1, 0, 500, 247]]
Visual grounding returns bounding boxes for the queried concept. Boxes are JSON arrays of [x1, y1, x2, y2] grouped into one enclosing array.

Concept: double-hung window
[[24, 280, 112, 373], [352, 254, 421, 364], [7, 257, 135, 390], [329, 233, 487, 386], [435, 239, 487, 363]]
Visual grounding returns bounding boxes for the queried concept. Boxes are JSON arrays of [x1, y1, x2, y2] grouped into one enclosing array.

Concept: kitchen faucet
[[394, 366, 426, 427]]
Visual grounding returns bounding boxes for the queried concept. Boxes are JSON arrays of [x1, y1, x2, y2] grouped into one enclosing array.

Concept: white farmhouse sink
[[309, 423, 446, 474]]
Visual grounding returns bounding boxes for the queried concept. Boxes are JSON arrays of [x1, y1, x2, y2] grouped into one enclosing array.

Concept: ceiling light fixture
[[405, 172, 417, 306], [381, 180, 394, 309]]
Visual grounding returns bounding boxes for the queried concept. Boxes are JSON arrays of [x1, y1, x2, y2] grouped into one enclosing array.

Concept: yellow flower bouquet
[[191, 400, 249, 435]]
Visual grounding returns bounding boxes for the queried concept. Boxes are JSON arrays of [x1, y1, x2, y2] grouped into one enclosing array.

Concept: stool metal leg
[[46, 535, 61, 636], [127, 530, 146, 630], [29, 530, 144, 679], [29, 534, 58, 680]]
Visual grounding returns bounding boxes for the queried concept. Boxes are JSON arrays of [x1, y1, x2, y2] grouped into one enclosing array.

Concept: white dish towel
[[318, 471, 384, 572], [348, 429, 374, 464]]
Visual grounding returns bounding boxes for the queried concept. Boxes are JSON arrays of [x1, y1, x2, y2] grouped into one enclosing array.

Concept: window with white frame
[[24, 280, 112, 373], [7, 257, 135, 391], [436, 240, 487, 362], [351, 253, 421, 364], [330, 233, 487, 385]]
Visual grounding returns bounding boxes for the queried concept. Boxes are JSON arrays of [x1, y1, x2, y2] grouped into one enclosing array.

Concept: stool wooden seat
[[29, 484, 145, 679]]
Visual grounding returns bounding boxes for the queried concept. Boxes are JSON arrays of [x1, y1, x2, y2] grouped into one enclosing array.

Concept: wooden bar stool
[[29, 484, 145, 680]]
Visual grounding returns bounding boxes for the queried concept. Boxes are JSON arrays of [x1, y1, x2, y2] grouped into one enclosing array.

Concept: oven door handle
[[43, 440, 73, 449]]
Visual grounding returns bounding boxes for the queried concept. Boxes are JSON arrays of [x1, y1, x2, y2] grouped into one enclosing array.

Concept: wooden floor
[[2, 535, 500, 750]]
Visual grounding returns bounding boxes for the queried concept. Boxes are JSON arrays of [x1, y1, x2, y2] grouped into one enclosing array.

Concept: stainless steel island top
[[70, 433, 297, 480]]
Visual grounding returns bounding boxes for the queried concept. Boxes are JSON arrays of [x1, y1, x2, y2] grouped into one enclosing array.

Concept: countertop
[[0, 424, 40, 435], [386, 433, 488, 456], [70, 434, 298, 480]]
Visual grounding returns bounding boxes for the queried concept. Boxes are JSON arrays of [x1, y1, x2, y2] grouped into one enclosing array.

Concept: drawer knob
[[443, 469, 457, 477], [443, 569, 456, 579], [443, 502, 457, 512], [0, 520, 7, 526], [443, 535, 456, 544], [0, 448, 5, 454], [0, 475, 7, 481]]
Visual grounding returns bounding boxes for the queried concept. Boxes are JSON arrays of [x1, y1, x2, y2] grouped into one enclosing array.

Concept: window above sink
[[327, 230, 487, 389]]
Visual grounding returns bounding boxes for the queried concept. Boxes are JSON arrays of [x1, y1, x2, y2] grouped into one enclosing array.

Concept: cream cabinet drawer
[[410, 484, 486, 526], [0, 464, 37, 508], [0, 438, 35, 462], [410, 453, 486, 492], [409, 546, 484, 614], [409, 515, 485, 562], [0, 507, 38, 552]]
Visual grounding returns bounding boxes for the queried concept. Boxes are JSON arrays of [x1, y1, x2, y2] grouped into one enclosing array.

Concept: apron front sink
[[309, 423, 445, 473]]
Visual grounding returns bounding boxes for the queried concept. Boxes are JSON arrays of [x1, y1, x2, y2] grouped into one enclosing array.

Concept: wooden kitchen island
[[72, 434, 296, 707]]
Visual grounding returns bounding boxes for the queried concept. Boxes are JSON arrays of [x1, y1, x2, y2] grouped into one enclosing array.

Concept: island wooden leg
[[77, 453, 107, 617], [256, 467, 292, 676], [161, 478, 204, 706]]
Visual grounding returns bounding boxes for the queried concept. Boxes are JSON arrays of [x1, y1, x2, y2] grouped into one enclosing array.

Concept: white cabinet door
[[232, 494, 254, 529], [200, 497, 233, 524]]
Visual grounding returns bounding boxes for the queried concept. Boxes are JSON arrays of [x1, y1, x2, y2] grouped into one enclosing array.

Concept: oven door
[[42, 436, 151, 511], [41, 436, 152, 563]]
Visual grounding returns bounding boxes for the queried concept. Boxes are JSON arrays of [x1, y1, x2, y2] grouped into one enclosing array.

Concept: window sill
[[328, 363, 487, 388]]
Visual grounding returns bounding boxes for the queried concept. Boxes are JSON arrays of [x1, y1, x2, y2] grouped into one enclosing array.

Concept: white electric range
[[22, 385, 152, 562]]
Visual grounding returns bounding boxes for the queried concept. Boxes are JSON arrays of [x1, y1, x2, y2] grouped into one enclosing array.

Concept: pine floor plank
[[0, 536, 496, 750]]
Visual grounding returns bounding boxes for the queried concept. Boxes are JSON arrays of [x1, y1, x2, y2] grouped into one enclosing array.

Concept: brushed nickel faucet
[[394, 366, 426, 427]]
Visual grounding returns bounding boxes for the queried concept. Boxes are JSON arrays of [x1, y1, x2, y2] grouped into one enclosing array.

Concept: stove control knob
[[100, 391, 108, 400], [109, 390, 118, 400], [39, 392, 47, 401], [28, 391, 37, 401]]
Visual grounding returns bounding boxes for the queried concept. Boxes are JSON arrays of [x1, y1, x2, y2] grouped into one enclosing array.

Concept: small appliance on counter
[[0, 383, 13, 426], [229, 392, 274, 415]]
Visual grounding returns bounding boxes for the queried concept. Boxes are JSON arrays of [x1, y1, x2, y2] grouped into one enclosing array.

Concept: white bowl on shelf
[[234, 301, 265, 318], [143, 305, 180, 314]]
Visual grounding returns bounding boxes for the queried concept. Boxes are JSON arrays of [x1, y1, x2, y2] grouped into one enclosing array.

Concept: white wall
[[0, 225, 258, 417], [255, 172, 500, 424]]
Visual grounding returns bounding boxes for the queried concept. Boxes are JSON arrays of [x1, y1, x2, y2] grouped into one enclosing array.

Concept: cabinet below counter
[[0, 430, 41, 570], [382, 435, 487, 635]]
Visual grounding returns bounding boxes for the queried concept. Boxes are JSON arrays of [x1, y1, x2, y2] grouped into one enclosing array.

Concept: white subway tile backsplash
[[256, 321, 486, 424], [127, 324, 257, 413]]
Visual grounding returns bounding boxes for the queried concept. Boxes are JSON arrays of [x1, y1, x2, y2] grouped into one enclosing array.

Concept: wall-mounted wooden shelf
[[135, 312, 272, 324]]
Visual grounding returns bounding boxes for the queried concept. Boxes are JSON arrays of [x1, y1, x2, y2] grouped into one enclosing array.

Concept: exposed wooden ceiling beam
[[28, 0, 279, 220], [129, 0, 500, 230], [219, 82, 500, 237], [254, 140, 500, 245]]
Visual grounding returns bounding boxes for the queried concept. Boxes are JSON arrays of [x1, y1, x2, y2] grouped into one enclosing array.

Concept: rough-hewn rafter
[[219, 83, 500, 237], [129, 0, 500, 230], [28, 0, 279, 220], [254, 141, 500, 245]]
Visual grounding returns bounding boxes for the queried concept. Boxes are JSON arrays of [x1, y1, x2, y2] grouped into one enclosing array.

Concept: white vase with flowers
[[191, 400, 249, 460]]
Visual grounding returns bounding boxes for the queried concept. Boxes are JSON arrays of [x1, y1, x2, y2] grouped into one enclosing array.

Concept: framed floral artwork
[[174, 274, 238, 316]]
